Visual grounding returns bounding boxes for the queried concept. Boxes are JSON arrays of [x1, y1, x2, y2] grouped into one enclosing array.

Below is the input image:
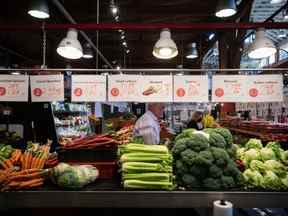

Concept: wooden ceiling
[[0, 0, 252, 69]]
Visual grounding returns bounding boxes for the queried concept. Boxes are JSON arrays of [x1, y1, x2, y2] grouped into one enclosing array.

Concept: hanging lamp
[[83, 43, 94, 59], [248, 28, 277, 59], [57, 29, 83, 59], [185, 43, 198, 59], [153, 28, 178, 59], [215, 0, 237, 18], [28, 0, 50, 19]]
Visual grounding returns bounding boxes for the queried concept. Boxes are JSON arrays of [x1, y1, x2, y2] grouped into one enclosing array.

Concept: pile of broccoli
[[172, 128, 242, 190]]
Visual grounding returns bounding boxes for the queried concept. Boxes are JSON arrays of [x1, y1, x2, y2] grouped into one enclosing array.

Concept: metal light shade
[[153, 28, 178, 59], [186, 43, 198, 59], [83, 43, 93, 59], [215, 0, 237, 18], [270, 0, 284, 4], [248, 28, 276, 59], [57, 29, 83, 59], [28, 0, 50, 19]]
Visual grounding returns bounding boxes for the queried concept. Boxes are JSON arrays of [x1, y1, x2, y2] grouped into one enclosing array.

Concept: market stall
[[0, 68, 287, 211]]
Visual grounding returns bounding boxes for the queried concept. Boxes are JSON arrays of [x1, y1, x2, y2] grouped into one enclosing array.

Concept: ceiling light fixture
[[153, 28, 178, 59], [215, 0, 237, 18], [57, 29, 83, 59], [209, 33, 215, 40], [185, 42, 198, 59], [121, 34, 125, 40], [122, 41, 127, 46], [248, 28, 276, 59], [28, 0, 50, 19], [283, 7, 288, 19], [126, 49, 130, 54], [82, 43, 93, 59], [110, 0, 118, 15], [278, 30, 286, 39]]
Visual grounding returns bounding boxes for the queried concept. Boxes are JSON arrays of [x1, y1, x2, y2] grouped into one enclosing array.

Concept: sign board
[[0, 75, 29, 101], [71, 75, 106, 102], [108, 75, 141, 102], [212, 75, 247, 102], [140, 75, 173, 102], [30, 75, 64, 102], [174, 75, 208, 102]]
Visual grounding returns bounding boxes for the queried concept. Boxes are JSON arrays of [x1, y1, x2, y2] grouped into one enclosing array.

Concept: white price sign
[[108, 75, 141, 102], [246, 75, 283, 102], [174, 75, 208, 102], [212, 75, 247, 102], [72, 75, 106, 102], [140, 75, 173, 102], [0, 75, 29, 102], [30, 75, 64, 102]]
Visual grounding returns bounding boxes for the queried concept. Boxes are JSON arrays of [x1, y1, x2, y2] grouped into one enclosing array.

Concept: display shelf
[[0, 181, 288, 209]]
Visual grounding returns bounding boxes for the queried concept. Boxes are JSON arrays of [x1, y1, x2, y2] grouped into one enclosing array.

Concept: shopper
[[133, 103, 164, 145], [187, 111, 204, 130]]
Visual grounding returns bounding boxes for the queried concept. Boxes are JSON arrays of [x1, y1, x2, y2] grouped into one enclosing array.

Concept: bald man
[[133, 103, 164, 145]]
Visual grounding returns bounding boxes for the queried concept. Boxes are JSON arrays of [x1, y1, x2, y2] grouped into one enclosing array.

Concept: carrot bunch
[[21, 143, 51, 170], [1, 168, 50, 191]]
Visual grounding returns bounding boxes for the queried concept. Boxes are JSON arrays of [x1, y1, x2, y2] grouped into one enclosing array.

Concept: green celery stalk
[[123, 172, 172, 182], [120, 143, 169, 154], [124, 179, 173, 190], [120, 152, 172, 164], [122, 162, 172, 173]]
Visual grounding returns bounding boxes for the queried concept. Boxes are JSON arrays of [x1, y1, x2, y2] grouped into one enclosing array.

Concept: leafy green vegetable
[[194, 150, 214, 166], [249, 160, 265, 174], [209, 165, 223, 178], [210, 147, 229, 167], [263, 160, 286, 177], [184, 133, 209, 152], [203, 178, 221, 190], [243, 169, 263, 188], [124, 179, 174, 190], [189, 165, 208, 180], [263, 171, 282, 190], [120, 143, 169, 154], [221, 176, 236, 189], [213, 128, 233, 146], [123, 172, 172, 182], [260, 147, 277, 161], [182, 174, 201, 188], [243, 149, 261, 166], [281, 150, 288, 165], [224, 160, 241, 177], [192, 131, 210, 140], [266, 141, 282, 159], [175, 128, 196, 141], [122, 162, 172, 173], [245, 138, 263, 150], [226, 144, 238, 159], [120, 152, 172, 165], [236, 147, 246, 161], [172, 138, 189, 156], [180, 149, 198, 165], [281, 174, 288, 189]]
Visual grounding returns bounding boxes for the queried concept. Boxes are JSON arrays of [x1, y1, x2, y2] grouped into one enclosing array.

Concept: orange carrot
[[27, 152, 33, 169], [0, 159, 8, 170], [18, 178, 43, 189], [10, 169, 40, 177], [4, 159, 13, 169], [9, 171, 44, 181]]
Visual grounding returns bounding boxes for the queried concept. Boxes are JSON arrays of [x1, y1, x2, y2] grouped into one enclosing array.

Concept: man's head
[[192, 111, 203, 122], [148, 103, 165, 119]]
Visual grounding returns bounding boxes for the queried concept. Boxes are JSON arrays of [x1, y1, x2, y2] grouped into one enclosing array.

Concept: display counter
[[1, 181, 288, 209]]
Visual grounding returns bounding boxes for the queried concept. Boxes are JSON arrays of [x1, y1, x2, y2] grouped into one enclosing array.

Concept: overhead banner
[[174, 75, 209, 102], [0, 75, 29, 102], [108, 75, 141, 102], [71, 75, 106, 102], [140, 75, 173, 102], [30, 75, 64, 102], [212, 75, 247, 102], [246, 75, 283, 102]]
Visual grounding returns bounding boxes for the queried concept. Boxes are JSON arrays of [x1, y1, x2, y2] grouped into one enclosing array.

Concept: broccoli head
[[214, 128, 233, 146], [223, 160, 241, 177], [226, 144, 238, 159], [175, 159, 189, 175], [189, 165, 208, 180], [209, 165, 223, 178], [209, 132, 227, 148], [203, 128, 215, 135], [194, 150, 214, 166], [221, 176, 236, 189], [182, 174, 201, 188], [185, 134, 209, 152], [211, 147, 229, 167], [180, 149, 198, 165], [172, 138, 189, 156], [203, 178, 221, 190]]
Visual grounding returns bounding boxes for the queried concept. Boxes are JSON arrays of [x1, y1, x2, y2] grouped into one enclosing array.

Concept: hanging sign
[[140, 75, 173, 102], [30, 75, 64, 102], [0, 75, 29, 102], [246, 75, 283, 102], [174, 75, 209, 102], [212, 75, 247, 102], [71, 75, 106, 102], [108, 75, 141, 102]]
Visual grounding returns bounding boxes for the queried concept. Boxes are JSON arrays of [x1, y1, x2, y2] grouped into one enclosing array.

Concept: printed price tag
[[0, 75, 29, 101]]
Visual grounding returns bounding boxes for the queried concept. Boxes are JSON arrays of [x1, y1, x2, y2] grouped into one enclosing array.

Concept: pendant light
[[185, 43, 198, 59], [215, 0, 237, 18], [83, 43, 94, 59], [248, 28, 276, 59], [153, 28, 178, 59], [57, 29, 83, 59], [28, 0, 50, 19], [270, 0, 284, 4]]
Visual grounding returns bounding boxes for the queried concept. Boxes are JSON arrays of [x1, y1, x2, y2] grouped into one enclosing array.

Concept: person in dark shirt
[[187, 111, 203, 130]]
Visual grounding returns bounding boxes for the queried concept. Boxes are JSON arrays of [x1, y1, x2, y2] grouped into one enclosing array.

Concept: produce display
[[60, 134, 118, 150], [237, 138, 288, 190], [113, 125, 134, 144], [172, 128, 242, 190], [201, 114, 219, 128], [119, 143, 174, 190], [51, 163, 99, 189]]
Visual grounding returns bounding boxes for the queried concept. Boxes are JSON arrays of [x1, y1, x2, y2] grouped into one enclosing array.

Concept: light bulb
[[159, 48, 173, 56]]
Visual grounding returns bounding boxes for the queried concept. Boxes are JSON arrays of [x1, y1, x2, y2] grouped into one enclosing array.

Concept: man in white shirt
[[133, 103, 164, 145]]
